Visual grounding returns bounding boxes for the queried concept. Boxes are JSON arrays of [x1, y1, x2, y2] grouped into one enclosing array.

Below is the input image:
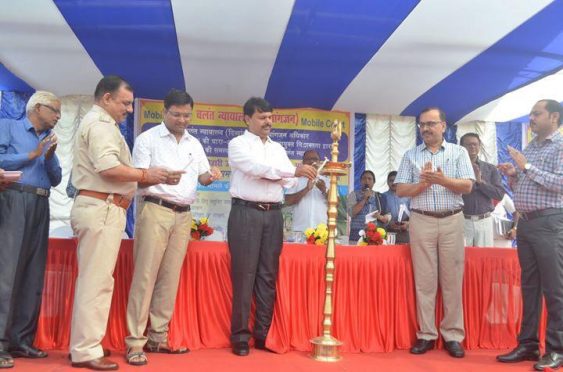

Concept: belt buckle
[[38, 188, 49, 197], [258, 203, 270, 211]]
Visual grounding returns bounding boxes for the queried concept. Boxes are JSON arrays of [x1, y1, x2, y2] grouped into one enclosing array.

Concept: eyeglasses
[[40, 104, 61, 115], [417, 121, 443, 129], [167, 111, 192, 119]]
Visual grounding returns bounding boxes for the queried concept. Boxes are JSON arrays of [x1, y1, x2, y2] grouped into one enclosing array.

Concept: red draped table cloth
[[36, 239, 545, 352]]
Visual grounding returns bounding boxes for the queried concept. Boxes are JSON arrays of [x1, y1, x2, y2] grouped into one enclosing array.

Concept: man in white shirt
[[285, 150, 328, 234], [228, 97, 316, 356], [125, 89, 221, 365]]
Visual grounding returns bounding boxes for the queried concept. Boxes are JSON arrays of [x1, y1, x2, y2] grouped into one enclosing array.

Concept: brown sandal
[[144, 340, 189, 354]]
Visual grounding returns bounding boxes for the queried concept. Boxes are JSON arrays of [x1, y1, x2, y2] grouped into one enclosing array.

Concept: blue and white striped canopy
[[1, 0, 561, 123]]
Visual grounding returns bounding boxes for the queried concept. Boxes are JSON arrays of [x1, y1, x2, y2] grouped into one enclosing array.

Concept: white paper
[[398, 204, 410, 222], [365, 210, 380, 224]]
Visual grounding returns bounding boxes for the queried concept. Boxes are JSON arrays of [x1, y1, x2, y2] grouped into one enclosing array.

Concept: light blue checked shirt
[[394, 141, 475, 212]]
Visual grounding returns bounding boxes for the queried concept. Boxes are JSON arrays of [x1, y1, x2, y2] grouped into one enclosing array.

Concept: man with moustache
[[395, 107, 474, 358], [284, 150, 328, 235], [228, 97, 316, 356], [0, 91, 62, 368], [459, 133, 505, 247], [69, 76, 168, 371], [124, 89, 221, 365], [497, 100, 563, 371]]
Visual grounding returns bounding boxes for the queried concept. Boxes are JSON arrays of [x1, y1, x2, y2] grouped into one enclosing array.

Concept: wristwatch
[[523, 163, 531, 173]]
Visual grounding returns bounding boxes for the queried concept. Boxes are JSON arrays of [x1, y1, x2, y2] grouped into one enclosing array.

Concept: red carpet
[[13, 348, 539, 372]]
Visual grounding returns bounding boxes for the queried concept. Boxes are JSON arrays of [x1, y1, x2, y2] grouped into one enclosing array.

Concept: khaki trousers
[[69, 196, 126, 362], [125, 202, 191, 349], [409, 211, 465, 342]]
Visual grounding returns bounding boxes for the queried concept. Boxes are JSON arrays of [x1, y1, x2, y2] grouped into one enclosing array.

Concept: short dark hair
[[387, 171, 397, 180], [164, 89, 194, 109], [459, 132, 481, 146], [539, 99, 563, 125], [243, 97, 272, 117], [303, 150, 320, 161], [94, 75, 132, 100], [361, 170, 376, 181], [417, 107, 446, 124]]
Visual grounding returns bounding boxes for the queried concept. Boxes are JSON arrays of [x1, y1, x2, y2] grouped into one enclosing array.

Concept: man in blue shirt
[[0, 91, 62, 368], [382, 171, 410, 244]]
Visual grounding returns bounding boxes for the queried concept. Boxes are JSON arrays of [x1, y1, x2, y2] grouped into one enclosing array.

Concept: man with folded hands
[[227, 97, 316, 356], [0, 91, 62, 369], [124, 89, 221, 366], [395, 107, 474, 359], [68, 76, 168, 371]]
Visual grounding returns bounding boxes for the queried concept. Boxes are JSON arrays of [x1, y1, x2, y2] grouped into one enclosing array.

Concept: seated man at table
[[284, 150, 328, 237], [347, 170, 390, 243], [125, 89, 221, 365], [382, 171, 410, 244]]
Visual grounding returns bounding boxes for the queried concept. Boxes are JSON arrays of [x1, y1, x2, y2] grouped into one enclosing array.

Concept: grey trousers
[[517, 212, 563, 353], [0, 189, 50, 350], [227, 202, 283, 343]]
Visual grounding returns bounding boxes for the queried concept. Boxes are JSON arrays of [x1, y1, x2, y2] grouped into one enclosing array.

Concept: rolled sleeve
[[86, 124, 122, 172]]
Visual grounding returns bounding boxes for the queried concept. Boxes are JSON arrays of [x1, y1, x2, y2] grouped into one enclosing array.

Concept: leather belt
[[520, 208, 563, 221], [464, 212, 491, 221], [232, 197, 283, 211], [144, 195, 190, 212], [7, 183, 50, 197], [78, 190, 131, 210], [411, 208, 463, 219]]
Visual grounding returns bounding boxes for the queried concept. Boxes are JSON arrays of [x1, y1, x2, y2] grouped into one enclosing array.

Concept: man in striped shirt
[[395, 107, 474, 359], [497, 100, 563, 371]]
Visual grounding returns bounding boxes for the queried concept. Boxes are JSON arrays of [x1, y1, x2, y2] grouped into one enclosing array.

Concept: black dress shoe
[[232, 342, 249, 356], [444, 341, 465, 358], [533, 352, 563, 371], [254, 339, 275, 352], [9, 345, 47, 359], [410, 339, 435, 354], [497, 344, 540, 363]]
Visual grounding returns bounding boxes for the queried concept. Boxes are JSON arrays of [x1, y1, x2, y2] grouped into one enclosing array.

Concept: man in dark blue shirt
[[0, 91, 62, 368]]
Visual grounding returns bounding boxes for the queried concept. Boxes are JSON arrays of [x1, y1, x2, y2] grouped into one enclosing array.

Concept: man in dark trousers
[[497, 99, 563, 371], [0, 91, 62, 369], [227, 97, 316, 356]]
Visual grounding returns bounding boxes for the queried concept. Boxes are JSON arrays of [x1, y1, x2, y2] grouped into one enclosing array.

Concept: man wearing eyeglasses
[[0, 91, 62, 368], [124, 89, 221, 366], [395, 107, 474, 359]]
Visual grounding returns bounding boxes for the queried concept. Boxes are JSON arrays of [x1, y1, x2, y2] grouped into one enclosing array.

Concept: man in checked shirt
[[395, 107, 474, 359], [497, 99, 563, 371]]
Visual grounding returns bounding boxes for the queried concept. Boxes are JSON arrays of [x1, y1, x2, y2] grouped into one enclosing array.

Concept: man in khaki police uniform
[[124, 89, 222, 365], [69, 76, 168, 371]]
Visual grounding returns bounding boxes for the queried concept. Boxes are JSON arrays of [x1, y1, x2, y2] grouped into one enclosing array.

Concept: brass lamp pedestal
[[310, 121, 349, 362]]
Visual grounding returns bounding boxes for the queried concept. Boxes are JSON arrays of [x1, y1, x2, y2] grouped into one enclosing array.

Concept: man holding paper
[[382, 171, 410, 244], [0, 91, 62, 368], [125, 89, 221, 365], [395, 107, 474, 359]]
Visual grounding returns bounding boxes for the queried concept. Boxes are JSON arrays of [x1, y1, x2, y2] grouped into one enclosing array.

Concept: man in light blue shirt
[[395, 107, 474, 359], [0, 91, 62, 367], [382, 171, 410, 243]]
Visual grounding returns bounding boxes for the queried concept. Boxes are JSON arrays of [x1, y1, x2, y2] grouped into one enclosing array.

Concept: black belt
[[520, 208, 563, 221], [412, 208, 463, 219], [7, 183, 50, 197], [232, 197, 283, 211], [144, 196, 190, 212], [464, 212, 491, 221]]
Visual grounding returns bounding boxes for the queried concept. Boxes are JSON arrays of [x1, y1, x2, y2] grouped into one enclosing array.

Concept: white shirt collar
[[158, 122, 192, 142]]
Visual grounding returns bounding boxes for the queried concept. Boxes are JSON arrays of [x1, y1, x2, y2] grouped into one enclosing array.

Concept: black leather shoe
[[232, 342, 249, 356], [9, 344, 47, 358], [497, 344, 540, 363], [444, 341, 465, 358], [533, 352, 563, 371], [410, 339, 435, 354], [254, 339, 275, 353]]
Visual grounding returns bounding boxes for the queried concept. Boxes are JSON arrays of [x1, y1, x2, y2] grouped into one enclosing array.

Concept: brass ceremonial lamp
[[310, 121, 349, 362]]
